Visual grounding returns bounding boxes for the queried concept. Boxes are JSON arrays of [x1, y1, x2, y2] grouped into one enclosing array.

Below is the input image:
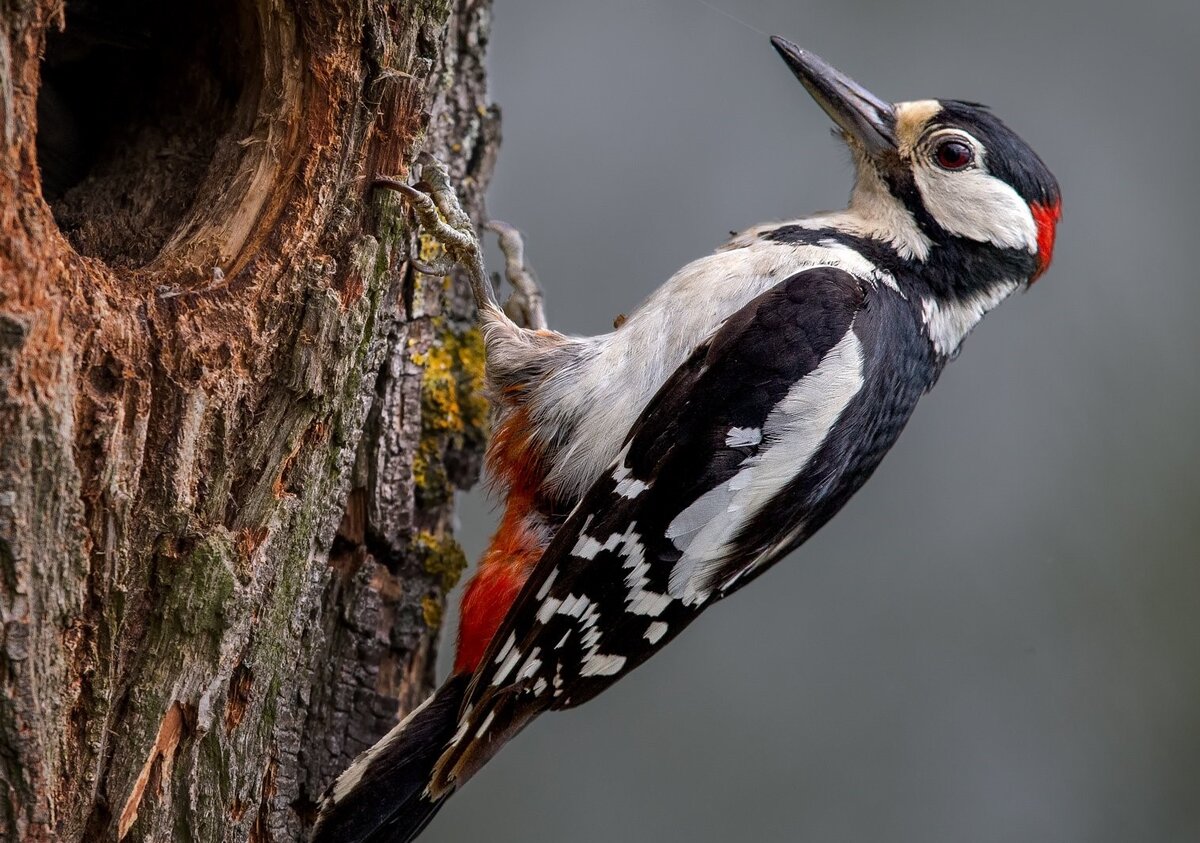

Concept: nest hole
[[37, 0, 260, 268]]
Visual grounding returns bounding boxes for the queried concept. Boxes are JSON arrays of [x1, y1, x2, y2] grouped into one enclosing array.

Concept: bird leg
[[485, 221, 547, 331]]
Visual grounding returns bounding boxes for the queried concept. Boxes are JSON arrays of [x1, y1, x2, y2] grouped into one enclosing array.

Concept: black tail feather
[[311, 674, 470, 843]]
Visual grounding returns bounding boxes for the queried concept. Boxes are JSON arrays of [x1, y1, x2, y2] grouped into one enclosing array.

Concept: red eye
[[934, 139, 974, 170]]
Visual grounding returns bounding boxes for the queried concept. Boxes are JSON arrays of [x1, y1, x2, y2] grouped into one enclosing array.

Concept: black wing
[[431, 267, 869, 791]]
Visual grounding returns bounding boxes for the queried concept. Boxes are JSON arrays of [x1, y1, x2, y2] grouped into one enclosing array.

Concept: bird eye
[[934, 138, 974, 170]]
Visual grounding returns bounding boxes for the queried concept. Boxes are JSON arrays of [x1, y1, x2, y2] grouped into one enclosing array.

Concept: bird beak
[[770, 37, 897, 157]]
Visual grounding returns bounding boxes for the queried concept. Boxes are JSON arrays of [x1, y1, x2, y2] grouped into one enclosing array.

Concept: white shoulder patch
[[666, 324, 866, 604], [533, 235, 893, 505]]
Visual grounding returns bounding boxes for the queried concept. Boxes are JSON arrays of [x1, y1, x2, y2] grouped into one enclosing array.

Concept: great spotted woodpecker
[[313, 38, 1061, 842]]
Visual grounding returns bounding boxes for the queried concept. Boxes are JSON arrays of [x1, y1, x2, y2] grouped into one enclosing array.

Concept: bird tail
[[311, 674, 471, 843]]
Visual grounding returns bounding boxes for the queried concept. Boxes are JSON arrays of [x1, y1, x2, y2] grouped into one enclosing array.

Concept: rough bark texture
[[0, 0, 498, 840]]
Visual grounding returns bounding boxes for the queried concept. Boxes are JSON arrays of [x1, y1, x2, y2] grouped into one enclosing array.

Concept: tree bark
[[0, 0, 498, 840]]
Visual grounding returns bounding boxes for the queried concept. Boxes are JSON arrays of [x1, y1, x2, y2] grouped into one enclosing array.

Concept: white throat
[[920, 280, 1020, 357], [845, 160, 933, 261]]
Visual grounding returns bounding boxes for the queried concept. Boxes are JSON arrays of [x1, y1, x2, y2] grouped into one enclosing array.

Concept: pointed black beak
[[770, 37, 897, 156]]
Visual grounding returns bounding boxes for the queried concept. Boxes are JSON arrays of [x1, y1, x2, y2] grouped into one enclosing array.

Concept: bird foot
[[374, 153, 496, 311], [374, 154, 549, 331]]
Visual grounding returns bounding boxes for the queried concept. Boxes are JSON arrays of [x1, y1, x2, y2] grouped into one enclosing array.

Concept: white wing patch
[[536, 597, 561, 624], [725, 427, 762, 447], [613, 524, 673, 617], [474, 710, 496, 738], [529, 523, 671, 686], [612, 443, 650, 499], [576, 600, 627, 677], [516, 648, 543, 681], [535, 567, 558, 599], [644, 621, 669, 644], [492, 643, 523, 686], [666, 325, 866, 604], [493, 633, 516, 665], [556, 594, 590, 618]]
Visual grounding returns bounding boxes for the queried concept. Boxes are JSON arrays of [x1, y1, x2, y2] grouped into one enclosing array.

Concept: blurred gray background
[[432, 1, 1200, 841]]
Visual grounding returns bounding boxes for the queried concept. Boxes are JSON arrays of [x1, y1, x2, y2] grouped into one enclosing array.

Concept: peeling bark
[[0, 0, 498, 840]]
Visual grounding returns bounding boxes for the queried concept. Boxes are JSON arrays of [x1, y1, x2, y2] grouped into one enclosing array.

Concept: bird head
[[771, 37, 1061, 284]]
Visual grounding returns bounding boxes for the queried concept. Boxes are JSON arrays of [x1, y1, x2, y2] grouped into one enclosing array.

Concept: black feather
[[311, 674, 470, 843]]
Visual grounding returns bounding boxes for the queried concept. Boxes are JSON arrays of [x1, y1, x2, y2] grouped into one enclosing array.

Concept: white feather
[[920, 280, 1019, 356], [644, 621, 669, 644], [328, 689, 438, 803], [725, 427, 762, 447], [667, 325, 866, 604]]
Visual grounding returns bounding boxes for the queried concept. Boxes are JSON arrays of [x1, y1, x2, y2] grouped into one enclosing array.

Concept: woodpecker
[[313, 37, 1061, 842]]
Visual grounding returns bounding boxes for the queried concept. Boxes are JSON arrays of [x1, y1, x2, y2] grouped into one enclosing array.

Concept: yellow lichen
[[418, 233, 444, 263], [412, 437, 441, 499], [414, 340, 461, 433], [410, 318, 490, 506], [422, 594, 443, 629], [415, 530, 468, 592]]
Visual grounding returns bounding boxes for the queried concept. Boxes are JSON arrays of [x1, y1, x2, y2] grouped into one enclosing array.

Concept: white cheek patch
[[914, 159, 1037, 252]]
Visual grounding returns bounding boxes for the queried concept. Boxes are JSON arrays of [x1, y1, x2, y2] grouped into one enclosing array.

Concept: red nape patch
[[1030, 200, 1062, 281]]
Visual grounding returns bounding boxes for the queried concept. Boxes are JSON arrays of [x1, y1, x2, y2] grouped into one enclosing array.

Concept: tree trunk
[[0, 0, 498, 840]]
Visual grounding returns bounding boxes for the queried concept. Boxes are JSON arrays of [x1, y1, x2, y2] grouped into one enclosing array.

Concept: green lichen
[[157, 534, 237, 650], [372, 190, 411, 250]]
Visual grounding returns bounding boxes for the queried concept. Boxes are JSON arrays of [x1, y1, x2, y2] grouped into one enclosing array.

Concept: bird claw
[[373, 159, 496, 310], [373, 158, 549, 331], [410, 257, 456, 277]]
